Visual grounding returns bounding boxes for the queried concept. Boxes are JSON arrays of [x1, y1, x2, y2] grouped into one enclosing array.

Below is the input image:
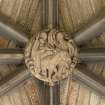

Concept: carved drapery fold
[[25, 29, 78, 86]]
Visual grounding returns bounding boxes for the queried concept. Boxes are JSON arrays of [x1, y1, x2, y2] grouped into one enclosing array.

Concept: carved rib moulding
[[0, 0, 105, 105]]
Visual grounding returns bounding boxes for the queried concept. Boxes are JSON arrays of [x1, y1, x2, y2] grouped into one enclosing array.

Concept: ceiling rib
[[42, 0, 48, 28], [0, 0, 105, 101], [74, 14, 105, 46], [42, 0, 59, 29], [80, 48, 105, 63], [42, 0, 60, 105], [0, 48, 24, 64], [0, 14, 29, 46], [0, 68, 30, 96], [0, 65, 105, 97], [74, 65, 105, 96]]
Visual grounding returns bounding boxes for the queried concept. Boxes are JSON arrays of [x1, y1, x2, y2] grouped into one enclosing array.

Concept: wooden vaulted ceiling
[[0, 0, 105, 105]]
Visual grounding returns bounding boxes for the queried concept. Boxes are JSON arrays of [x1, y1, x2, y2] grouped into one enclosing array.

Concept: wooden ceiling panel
[[0, 0, 105, 105]]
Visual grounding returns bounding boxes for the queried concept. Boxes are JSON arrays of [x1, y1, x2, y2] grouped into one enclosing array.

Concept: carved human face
[[25, 29, 78, 86], [39, 32, 47, 45]]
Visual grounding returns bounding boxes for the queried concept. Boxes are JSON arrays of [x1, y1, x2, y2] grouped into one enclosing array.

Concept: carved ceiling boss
[[25, 29, 78, 86], [0, 0, 105, 105]]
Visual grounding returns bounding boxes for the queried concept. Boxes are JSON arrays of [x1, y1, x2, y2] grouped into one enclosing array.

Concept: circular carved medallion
[[25, 29, 78, 86]]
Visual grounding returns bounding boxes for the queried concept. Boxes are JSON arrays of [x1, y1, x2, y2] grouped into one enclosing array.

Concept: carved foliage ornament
[[25, 29, 78, 86]]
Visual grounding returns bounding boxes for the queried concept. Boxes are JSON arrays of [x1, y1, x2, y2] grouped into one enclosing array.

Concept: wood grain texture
[[0, 0, 42, 105], [59, 0, 105, 33], [100, 97, 105, 105], [60, 78, 70, 105], [59, 0, 105, 105], [77, 85, 90, 105], [0, 0, 42, 35], [0, 79, 44, 105], [0, 0, 105, 105], [89, 92, 101, 105], [66, 80, 80, 105]]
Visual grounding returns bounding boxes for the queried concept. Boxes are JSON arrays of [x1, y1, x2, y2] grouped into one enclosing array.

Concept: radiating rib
[[42, 1, 60, 105], [79, 48, 105, 63], [48, 0, 54, 28], [0, 13, 29, 46], [42, 0, 59, 28], [0, 21, 29, 45], [0, 64, 105, 97], [50, 87, 53, 105], [74, 15, 105, 46], [42, 0, 48, 28], [0, 67, 30, 96], [42, 84, 60, 105], [53, 0, 59, 28], [0, 48, 24, 64], [50, 85, 60, 105], [73, 64, 105, 96]]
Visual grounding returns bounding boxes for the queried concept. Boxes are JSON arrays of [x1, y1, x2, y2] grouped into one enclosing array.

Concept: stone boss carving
[[25, 29, 78, 86]]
